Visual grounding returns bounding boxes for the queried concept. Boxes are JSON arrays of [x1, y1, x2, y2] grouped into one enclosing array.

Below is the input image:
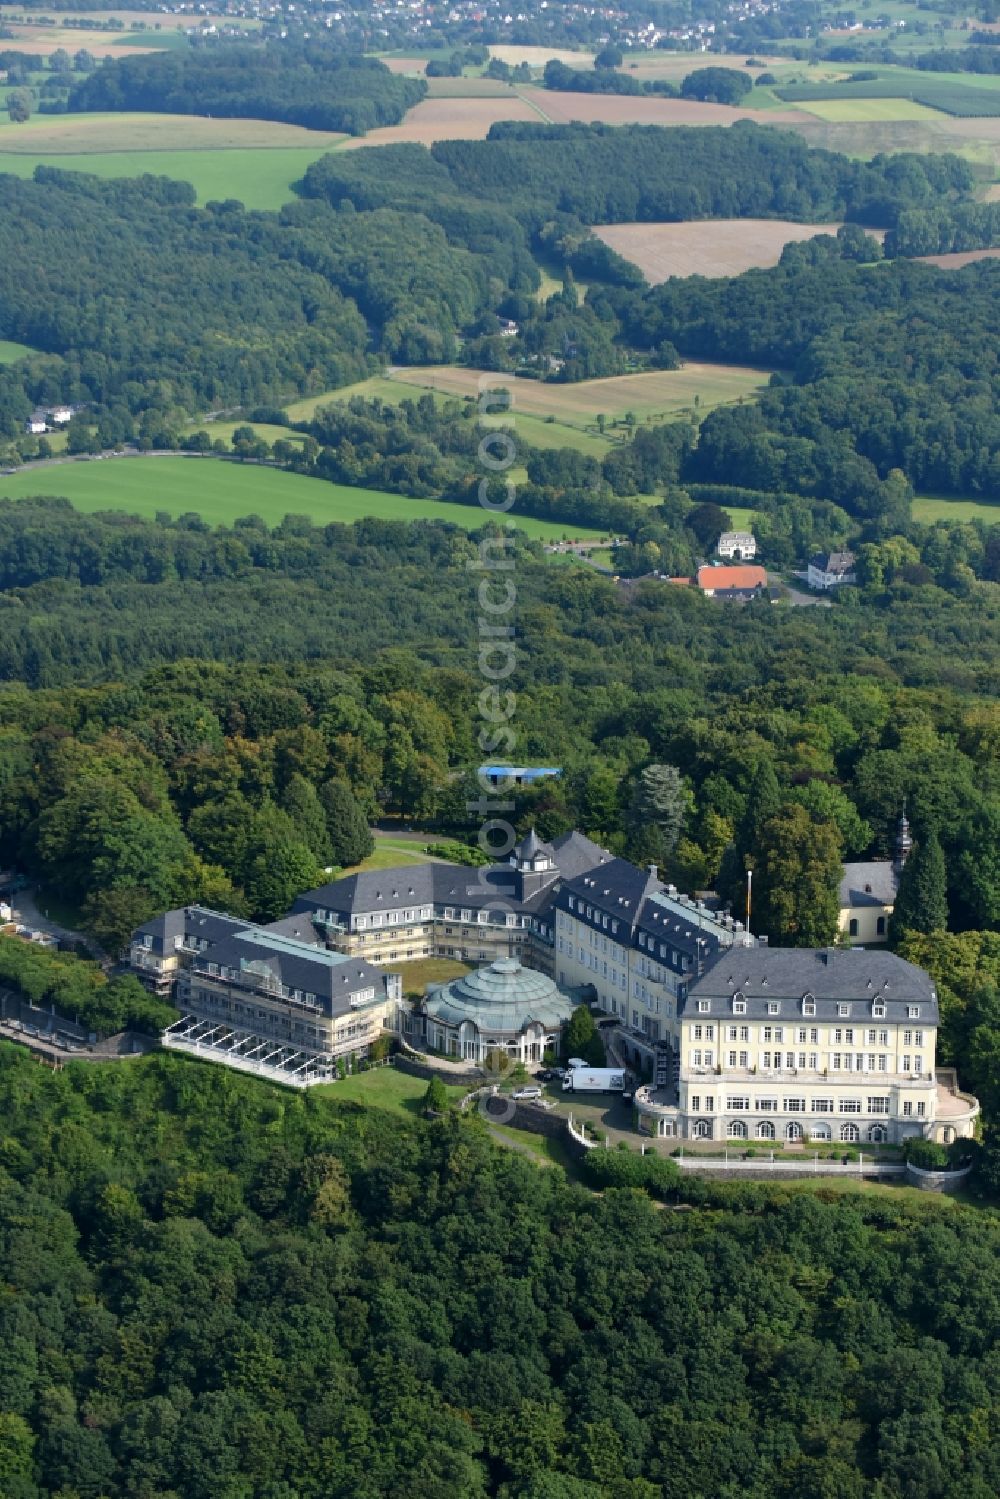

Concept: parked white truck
[[562, 1066, 626, 1093]]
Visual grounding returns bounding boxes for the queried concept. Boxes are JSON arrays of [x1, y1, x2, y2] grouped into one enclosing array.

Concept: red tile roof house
[[696, 564, 768, 599]]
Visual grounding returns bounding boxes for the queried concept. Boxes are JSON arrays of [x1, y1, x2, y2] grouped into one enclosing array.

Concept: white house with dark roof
[[808, 550, 856, 589], [634, 946, 979, 1146], [716, 530, 757, 561]]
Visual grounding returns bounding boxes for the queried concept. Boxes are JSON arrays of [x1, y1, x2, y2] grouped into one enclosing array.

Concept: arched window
[[876, 916, 886, 936], [849, 919, 859, 937], [785, 1121, 803, 1141], [841, 1123, 860, 1143], [868, 1124, 886, 1143], [727, 1120, 747, 1139], [693, 1119, 712, 1139], [756, 1120, 775, 1140]]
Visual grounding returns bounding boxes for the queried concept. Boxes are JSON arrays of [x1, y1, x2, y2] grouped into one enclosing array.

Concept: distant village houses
[[25, 404, 79, 435]]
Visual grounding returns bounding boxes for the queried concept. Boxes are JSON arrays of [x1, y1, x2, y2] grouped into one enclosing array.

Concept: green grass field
[[0, 111, 346, 210], [286, 375, 615, 457], [0, 339, 37, 365], [193, 420, 310, 449], [913, 494, 1000, 524], [396, 957, 471, 996], [287, 362, 770, 456], [0, 146, 334, 211], [316, 1066, 468, 1118], [800, 98, 944, 122], [0, 456, 605, 540]]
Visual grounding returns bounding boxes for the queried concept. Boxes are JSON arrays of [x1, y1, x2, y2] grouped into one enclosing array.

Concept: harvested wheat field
[[378, 56, 434, 74], [426, 76, 518, 97], [532, 90, 814, 128], [390, 362, 771, 426], [623, 53, 788, 81], [595, 219, 854, 280], [916, 246, 1000, 269], [0, 112, 345, 154], [489, 45, 595, 68], [0, 28, 163, 56], [340, 95, 542, 149]]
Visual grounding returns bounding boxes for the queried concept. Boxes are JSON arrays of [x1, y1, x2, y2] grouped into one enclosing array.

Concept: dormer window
[[907, 1005, 920, 1019], [697, 999, 711, 1013], [872, 1001, 886, 1018], [802, 995, 815, 1016], [837, 1004, 850, 1018], [733, 998, 747, 1015], [767, 1001, 780, 1016]]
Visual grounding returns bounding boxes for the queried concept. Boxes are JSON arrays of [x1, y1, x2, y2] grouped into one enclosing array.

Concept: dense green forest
[[0, 497, 994, 954], [308, 122, 973, 231], [0, 1045, 996, 1499], [607, 240, 1000, 501], [0, 87, 997, 1499], [0, 171, 373, 433], [0, 124, 992, 487], [65, 46, 426, 134]]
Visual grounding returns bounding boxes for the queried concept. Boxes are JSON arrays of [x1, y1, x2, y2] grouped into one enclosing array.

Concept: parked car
[[536, 1068, 561, 1082], [511, 1085, 542, 1101]]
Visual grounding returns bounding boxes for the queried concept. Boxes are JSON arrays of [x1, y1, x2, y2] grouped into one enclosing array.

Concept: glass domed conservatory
[[423, 958, 576, 1063]]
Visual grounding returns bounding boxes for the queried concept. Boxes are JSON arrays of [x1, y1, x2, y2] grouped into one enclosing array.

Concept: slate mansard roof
[[559, 857, 661, 925], [811, 550, 855, 575], [683, 947, 937, 1024], [839, 861, 899, 909], [186, 927, 386, 1017], [132, 905, 248, 956], [557, 859, 745, 961], [293, 829, 612, 925]]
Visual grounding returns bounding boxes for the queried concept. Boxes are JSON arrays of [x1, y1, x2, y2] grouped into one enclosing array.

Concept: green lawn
[[0, 456, 605, 540], [316, 1065, 467, 1118], [396, 957, 471, 996], [192, 420, 311, 449], [913, 494, 1000, 524], [486, 1121, 584, 1175], [334, 845, 439, 877], [0, 147, 333, 211], [0, 339, 38, 365], [722, 505, 758, 531]]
